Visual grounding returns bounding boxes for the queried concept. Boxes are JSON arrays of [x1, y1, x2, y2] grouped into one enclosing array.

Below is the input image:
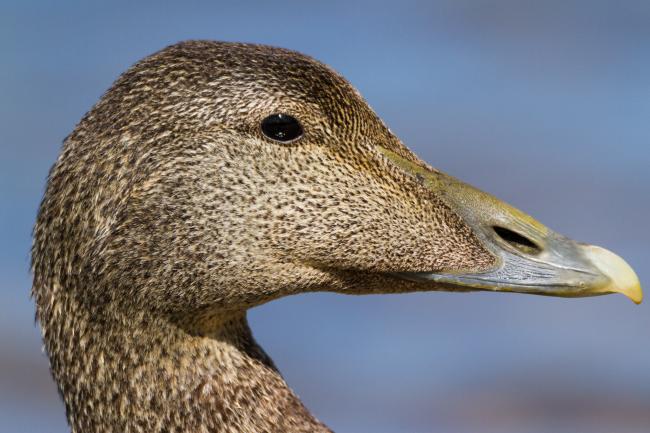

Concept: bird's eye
[[260, 114, 303, 143]]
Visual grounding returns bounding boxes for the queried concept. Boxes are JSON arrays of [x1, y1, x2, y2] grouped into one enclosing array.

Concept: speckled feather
[[32, 41, 496, 433]]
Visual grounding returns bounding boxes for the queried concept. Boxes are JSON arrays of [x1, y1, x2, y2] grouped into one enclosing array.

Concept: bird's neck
[[45, 294, 331, 433]]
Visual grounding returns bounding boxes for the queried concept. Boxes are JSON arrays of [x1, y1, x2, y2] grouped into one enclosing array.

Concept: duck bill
[[379, 147, 643, 304]]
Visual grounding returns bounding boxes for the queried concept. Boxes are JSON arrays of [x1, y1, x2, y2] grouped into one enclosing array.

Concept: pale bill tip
[[583, 245, 643, 304]]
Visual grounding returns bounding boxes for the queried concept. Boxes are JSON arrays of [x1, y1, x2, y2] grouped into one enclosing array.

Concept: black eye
[[260, 114, 303, 143]]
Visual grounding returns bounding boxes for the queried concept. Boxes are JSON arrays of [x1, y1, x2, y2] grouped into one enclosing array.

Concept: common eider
[[32, 40, 642, 433]]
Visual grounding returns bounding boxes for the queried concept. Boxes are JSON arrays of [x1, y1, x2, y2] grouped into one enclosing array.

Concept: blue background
[[2, 1, 649, 432]]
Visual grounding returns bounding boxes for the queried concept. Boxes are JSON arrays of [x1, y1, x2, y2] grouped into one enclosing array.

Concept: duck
[[31, 40, 642, 433]]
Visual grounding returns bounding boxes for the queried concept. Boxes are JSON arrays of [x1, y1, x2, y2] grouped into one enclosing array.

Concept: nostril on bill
[[492, 226, 542, 255]]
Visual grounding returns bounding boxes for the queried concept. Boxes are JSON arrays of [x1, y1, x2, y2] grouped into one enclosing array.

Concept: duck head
[[33, 41, 641, 328]]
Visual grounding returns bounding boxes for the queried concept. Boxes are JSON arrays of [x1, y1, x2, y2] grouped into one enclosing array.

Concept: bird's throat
[[45, 294, 330, 433]]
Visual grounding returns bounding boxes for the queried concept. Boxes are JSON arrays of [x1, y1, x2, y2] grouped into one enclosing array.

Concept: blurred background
[[2, 1, 649, 432]]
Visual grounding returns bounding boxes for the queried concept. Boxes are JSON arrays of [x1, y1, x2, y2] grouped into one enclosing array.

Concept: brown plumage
[[32, 40, 642, 432]]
